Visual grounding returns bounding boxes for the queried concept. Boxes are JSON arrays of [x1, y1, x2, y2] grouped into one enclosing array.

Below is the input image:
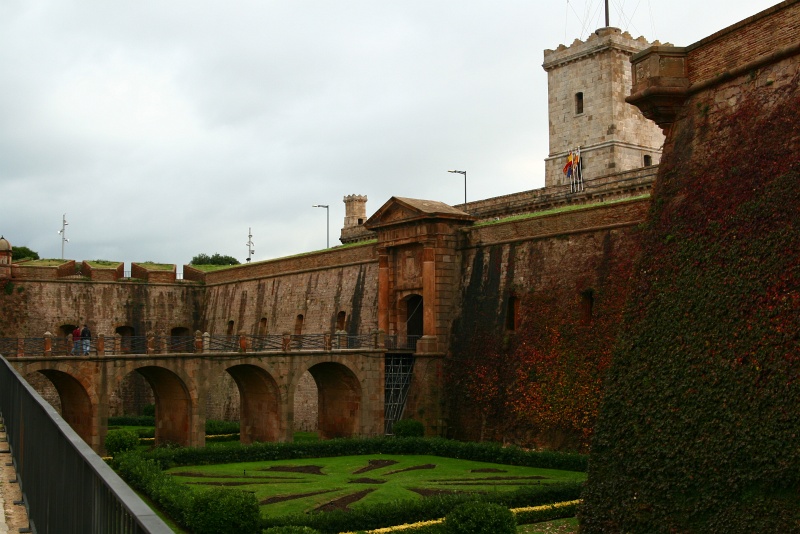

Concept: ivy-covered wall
[[580, 60, 800, 530], [445, 218, 642, 451]]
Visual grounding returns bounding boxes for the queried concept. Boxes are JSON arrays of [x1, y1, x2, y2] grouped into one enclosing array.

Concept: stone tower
[[0, 236, 11, 279], [340, 194, 368, 243], [542, 27, 665, 188]]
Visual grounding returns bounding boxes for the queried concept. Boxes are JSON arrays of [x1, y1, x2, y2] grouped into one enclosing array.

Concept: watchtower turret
[[340, 194, 371, 243], [543, 27, 665, 187], [0, 236, 12, 279]]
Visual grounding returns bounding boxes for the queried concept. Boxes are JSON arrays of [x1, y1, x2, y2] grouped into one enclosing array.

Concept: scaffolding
[[384, 353, 415, 434]]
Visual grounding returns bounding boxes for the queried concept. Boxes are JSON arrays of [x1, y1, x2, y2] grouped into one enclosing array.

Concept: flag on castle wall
[[564, 148, 584, 193], [563, 152, 573, 177]]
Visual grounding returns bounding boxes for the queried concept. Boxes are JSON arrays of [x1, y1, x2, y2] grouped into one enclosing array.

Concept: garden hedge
[[139, 436, 587, 472]]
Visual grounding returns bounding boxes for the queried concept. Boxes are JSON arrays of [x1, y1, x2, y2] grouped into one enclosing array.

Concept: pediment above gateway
[[364, 196, 475, 230]]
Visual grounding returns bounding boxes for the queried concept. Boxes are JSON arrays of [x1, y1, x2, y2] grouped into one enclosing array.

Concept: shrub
[[444, 502, 516, 534], [263, 527, 321, 534], [136, 427, 155, 438], [206, 419, 240, 435], [142, 404, 155, 417], [189, 488, 261, 534], [111, 452, 193, 526], [392, 419, 425, 437], [105, 429, 140, 455]]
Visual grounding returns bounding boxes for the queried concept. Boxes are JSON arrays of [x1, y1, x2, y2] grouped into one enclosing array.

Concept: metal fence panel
[[0, 355, 172, 533]]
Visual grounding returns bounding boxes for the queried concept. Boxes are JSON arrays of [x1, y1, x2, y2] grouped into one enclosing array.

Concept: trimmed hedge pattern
[[112, 437, 585, 533]]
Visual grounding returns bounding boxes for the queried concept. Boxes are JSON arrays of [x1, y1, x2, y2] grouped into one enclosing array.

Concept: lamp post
[[312, 204, 329, 248], [448, 170, 467, 206], [58, 213, 69, 259], [245, 227, 254, 262]]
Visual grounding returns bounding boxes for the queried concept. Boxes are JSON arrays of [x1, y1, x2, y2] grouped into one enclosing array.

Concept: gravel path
[[0, 424, 29, 532]]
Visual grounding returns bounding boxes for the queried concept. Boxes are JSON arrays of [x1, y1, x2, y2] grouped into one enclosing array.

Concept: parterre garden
[[107, 420, 586, 534]]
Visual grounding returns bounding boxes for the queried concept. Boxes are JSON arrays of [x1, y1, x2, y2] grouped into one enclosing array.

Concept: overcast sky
[[0, 0, 779, 268]]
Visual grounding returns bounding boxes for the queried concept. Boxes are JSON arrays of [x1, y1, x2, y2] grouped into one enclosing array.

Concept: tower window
[[643, 155, 653, 166], [575, 92, 584, 115]]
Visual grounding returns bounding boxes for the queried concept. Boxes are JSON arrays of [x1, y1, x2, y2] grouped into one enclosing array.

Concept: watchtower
[[0, 236, 11, 279], [542, 27, 665, 187], [340, 194, 370, 243]]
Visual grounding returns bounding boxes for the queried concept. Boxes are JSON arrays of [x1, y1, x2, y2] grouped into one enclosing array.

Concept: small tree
[[11, 246, 39, 261], [190, 253, 240, 266]]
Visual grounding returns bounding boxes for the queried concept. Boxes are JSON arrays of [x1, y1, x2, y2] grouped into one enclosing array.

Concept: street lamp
[[57, 213, 69, 259], [245, 227, 254, 262], [312, 204, 329, 248], [448, 170, 467, 206]]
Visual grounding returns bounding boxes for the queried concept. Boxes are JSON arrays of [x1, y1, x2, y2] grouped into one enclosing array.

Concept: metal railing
[[0, 355, 172, 533], [0, 331, 399, 357]]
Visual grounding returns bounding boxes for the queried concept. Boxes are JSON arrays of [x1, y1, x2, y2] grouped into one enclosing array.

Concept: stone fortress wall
[[2, 0, 796, 437]]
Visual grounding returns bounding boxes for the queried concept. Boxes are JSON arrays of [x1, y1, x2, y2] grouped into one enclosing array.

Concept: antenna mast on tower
[[605, 0, 610, 27]]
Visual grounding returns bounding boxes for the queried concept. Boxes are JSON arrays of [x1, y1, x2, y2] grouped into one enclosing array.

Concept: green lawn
[[166, 454, 585, 518]]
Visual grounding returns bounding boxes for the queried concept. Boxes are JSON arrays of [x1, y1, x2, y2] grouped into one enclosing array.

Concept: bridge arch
[[122, 365, 198, 448], [305, 362, 363, 439], [33, 368, 95, 448], [226, 364, 283, 444]]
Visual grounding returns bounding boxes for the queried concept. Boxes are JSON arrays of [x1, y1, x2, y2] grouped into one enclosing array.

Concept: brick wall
[[686, 0, 800, 85], [462, 197, 650, 248], [82, 261, 123, 281], [205, 241, 377, 284], [0, 279, 204, 340], [131, 263, 176, 283], [203, 261, 379, 337]]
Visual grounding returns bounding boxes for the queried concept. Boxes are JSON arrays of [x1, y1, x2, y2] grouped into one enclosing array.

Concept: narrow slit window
[[644, 155, 653, 166], [575, 92, 584, 115]]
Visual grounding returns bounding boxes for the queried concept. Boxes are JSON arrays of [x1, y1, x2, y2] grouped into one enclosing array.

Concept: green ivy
[[580, 70, 800, 531]]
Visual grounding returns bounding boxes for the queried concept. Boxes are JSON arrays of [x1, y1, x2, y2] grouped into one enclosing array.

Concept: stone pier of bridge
[[9, 349, 386, 454]]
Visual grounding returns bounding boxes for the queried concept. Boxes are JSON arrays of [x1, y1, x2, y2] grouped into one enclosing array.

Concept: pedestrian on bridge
[[71, 325, 81, 355], [81, 324, 91, 355]]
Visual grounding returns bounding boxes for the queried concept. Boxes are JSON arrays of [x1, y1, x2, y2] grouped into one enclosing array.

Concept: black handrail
[[0, 355, 172, 533], [0, 331, 395, 356]]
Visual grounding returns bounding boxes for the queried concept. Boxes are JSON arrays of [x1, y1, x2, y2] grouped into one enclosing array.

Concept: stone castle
[[2, 0, 795, 447]]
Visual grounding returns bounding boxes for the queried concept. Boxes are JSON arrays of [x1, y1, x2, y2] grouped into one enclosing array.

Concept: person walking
[[81, 324, 91, 355], [71, 325, 82, 355]]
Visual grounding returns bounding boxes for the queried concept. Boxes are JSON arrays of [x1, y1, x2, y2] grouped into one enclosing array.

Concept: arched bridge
[[2, 333, 398, 454]]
